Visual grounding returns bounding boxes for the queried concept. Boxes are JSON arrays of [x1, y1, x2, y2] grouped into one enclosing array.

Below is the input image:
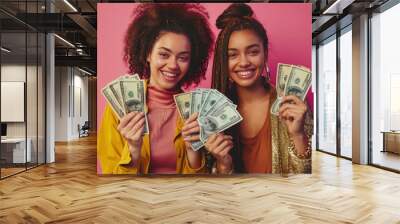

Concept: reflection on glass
[[340, 28, 352, 158], [1, 31, 27, 177], [318, 36, 337, 154], [0, 1, 47, 179], [371, 3, 400, 171]]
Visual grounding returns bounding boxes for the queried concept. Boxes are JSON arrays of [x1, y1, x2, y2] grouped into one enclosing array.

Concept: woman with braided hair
[[207, 3, 313, 175]]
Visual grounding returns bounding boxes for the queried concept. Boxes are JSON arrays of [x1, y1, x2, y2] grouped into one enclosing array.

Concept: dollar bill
[[198, 89, 210, 111], [276, 63, 292, 97], [120, 80, 149, 134], [109, 80, 124, 109], [283, 66, 312, 100], [101, 86, 125, 119], [198, 102, 243, 143], [191, 90, 203, 114], [271, 64, 311, 116], [174, 92, 192, 120], [189, 90, 205, 151], [203, 96, 233, 117], [270, 96, 282, 116], [214, 89, 233, 104], [131, 73, 140, 80], [199, 90, 223, 117], [190, 138, 204, 151]]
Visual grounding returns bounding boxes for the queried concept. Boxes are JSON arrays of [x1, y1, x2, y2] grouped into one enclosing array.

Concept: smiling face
[[147, 32, 191, 91], [227, 29, 266, 88]]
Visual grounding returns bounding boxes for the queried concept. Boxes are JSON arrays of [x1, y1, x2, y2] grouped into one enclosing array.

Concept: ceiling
[[0, 0, 391, 76]]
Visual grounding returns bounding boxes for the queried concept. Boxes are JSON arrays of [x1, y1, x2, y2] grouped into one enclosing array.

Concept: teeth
[[162, 71, 178, 78], [237, 71, 253, 76]]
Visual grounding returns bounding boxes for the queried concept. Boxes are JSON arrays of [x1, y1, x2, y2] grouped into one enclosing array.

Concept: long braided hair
[[211, 3, 271, 172]]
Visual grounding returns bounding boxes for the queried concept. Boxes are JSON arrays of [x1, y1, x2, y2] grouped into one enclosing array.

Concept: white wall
[[1, 65, 41, 138], [72, 73, 89, 138], [1, 63, 45, 164], [54, 67, 89, 141], [55, 66, 69, 141]]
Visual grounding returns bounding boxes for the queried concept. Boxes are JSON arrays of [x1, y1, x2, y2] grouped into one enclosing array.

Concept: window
[[370, 3, 400, 171], [339, 27, 352, 158], [317, 35, 337, 154]]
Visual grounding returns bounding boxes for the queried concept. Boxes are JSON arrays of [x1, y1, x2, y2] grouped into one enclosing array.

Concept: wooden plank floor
[[1, 135, 400, 224]]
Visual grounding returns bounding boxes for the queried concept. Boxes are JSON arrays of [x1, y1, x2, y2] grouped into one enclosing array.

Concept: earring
[[265, 65, 270, 82]]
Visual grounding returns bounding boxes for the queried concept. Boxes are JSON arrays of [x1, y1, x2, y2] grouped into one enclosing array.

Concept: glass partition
[[1, 30, 28, 178], [0, 1, 46, 179]]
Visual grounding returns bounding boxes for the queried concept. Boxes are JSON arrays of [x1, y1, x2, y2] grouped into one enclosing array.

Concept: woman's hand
[[279, 95, 307, 138], [204, 133, 233, 174], [279, 95, 309, 156], [181, 112, 201, 149], [117, 112, 145, 162], [181, 112, 202, 169]]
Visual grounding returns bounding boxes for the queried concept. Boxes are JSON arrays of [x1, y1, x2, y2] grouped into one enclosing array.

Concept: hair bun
[[216, 3, 253, 29]]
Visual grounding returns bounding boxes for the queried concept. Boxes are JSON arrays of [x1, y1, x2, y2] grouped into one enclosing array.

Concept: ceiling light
[[1, 47, 11, 53], [63, 0, 78, 12], [77, 67, 93, 76], [54, 34, 75, 48], [322, 0, 355, 15]]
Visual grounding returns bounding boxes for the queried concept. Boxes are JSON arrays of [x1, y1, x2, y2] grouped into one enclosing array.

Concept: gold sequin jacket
[[270, 111, 313, 175]]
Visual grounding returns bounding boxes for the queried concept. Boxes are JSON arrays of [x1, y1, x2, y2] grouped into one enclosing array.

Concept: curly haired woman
[[98, 4, 214, 174]]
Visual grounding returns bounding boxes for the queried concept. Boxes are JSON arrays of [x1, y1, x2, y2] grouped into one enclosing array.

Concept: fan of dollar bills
[[174, 89, 243, 151], [271, 63, 312, 116], [101, 74, 149, 134], [102, 74, 242, 145]]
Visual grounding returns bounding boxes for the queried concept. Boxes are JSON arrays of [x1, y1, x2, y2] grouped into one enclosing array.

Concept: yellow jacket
[[97, 84, 206, 175]]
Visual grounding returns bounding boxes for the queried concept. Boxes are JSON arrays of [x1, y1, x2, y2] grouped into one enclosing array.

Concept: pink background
[[97, 3, 312, 133]]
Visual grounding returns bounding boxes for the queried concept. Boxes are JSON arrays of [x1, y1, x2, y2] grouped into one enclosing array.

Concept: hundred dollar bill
[[174, 92, 192, 120], [190, 137, 204, 151], [198, 102, 243, 143], [108, 74, 141, 109], [189, 90, 205, 151], [120, 80, 149, 134], [199, 90, 223, 117], [130, 73, 140, 80], [118, 73, 140, 82], [201, 89, 210, 104], [102, 86, 125, 119], [197, 88, 211, 111], [214, 89, 233, 104], [203, 96, 233, 117], [109, 80, 124, 109], [191, 90, 203, 114], [270, 96, 282, 116], [277, 63, 292, 97], [283, 66, 312, 100]]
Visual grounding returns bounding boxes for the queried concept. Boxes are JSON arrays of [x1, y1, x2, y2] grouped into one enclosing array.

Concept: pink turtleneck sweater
[[147, 85, 180, 174]]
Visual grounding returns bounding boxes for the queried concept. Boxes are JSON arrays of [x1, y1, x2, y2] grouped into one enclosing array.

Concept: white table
[[1, 138, 32, 163]]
